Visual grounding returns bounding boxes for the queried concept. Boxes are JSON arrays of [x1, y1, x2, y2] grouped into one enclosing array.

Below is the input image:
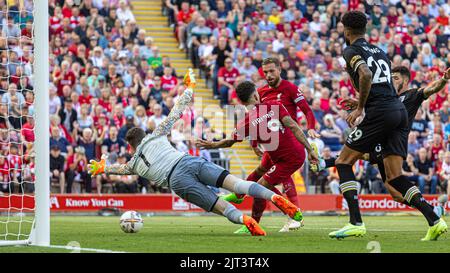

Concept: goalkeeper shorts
[[168, 155, 229, 212]]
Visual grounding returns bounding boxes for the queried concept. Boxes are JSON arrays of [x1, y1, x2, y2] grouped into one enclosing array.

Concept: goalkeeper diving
[[87, 69, 304, 236]]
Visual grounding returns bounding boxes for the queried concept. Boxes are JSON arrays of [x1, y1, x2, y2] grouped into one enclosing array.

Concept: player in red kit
[[196, 80, 319, 234], [224, 57, 319, 233]]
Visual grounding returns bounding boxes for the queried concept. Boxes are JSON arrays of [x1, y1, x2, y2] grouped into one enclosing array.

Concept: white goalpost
[[0, 1, 49, 247], [32, 0, 50, 247]]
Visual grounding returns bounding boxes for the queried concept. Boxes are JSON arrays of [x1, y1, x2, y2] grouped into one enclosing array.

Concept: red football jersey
[[232, 101, 304, 162], [257, 79, 315, 130], [177, 8, 195, 24], [218, 67, 240, 88], [0, 159, 9, 181], [161, 75, 178, 91], [55, 70, 76, 96]]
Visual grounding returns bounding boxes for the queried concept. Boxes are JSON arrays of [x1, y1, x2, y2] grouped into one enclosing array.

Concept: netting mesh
[[0, 1, 36, 242]]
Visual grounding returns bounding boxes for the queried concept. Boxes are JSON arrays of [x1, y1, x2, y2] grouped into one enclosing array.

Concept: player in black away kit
[[323, 66, 450, 240], [328, 11, 447, 240], [367, 66, 450, 189]]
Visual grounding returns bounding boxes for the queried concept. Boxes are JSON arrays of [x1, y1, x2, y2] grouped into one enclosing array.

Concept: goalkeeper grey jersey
[[122, 86, 193, 186], [128, 134, 185, 187]]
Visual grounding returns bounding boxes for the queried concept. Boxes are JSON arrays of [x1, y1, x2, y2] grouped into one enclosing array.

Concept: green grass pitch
[[0, 215, 449, 253]]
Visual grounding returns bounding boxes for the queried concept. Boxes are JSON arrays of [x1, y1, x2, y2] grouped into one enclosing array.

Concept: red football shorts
[[261, 150, 305, 186]]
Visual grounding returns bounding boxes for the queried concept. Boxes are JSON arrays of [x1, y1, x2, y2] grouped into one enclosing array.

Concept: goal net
[[0, 1, 49, 246]]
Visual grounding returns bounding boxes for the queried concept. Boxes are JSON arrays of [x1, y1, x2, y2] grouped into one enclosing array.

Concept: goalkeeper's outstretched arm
[[152, 69, 196, 137], [87, 155, 135, 176], [104, 163, 134, 175]]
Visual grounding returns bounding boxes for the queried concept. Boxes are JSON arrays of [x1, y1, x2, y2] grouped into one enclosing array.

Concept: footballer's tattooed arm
[[281, 116, 313, 152], [104, 163, 134, 175], [195, 138, 238, 149], [423, 68, 450, 99], [281, 115, 319, 163], [356, 64, 373, 110], [347, 64, 372, 127], [152, 87, 193, 137]]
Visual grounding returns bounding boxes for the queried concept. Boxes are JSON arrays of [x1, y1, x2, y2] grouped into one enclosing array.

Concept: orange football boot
[[243, 215, 266, 236], [271, 195, 303, 222]]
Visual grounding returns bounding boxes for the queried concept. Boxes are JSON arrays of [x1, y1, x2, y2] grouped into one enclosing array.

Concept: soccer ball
[[119, 211, 144, 233]]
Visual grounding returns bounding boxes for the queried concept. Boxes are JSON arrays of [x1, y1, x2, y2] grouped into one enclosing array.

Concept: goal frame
[[31, 0, 50, 247], [0, 1, 50, 247]]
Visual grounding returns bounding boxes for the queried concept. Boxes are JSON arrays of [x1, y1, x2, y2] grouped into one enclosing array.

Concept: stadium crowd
[[0, 0, 448, 196], [0, 0, 205, 195]]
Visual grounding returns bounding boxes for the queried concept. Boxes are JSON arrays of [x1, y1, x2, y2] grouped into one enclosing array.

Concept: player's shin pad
[[388, 175, 419, 203], [404, 186, 421, 204], [339, 181, 359, 193], [389, 175, 439, 226]]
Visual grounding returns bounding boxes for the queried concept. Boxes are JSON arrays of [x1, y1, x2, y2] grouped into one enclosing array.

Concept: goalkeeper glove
[[183, 68, 196, 89], [87, 155, 107, 177]]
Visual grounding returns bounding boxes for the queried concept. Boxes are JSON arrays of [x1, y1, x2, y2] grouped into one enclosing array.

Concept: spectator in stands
[[49, 126, 70, 157], [58, 97, 78, 132], [176, 1, 194, 50], [411, 148, 439, 194], [101, 125, 126, 155], [320, 114, 342, 152], [116, 0, 135, 26], [411, 108, 429, 144], [111, 153, 138, 193], [440, 151, 450, 194], [49, 84, 61, 115], [211, 36, 233, 99], [76, 128, 97, 166], [161, 66, 178, 94], [50, 145, 66, 194], [408, 131, 421, 156], [217, 57, 240, 107], [238, 56, 257, 81], [149, 103, 167, 128], [189, 16, 212, 68], [118, 115, 135, 140], [65, 146, 88, 193], [428, 133, 444, 162]]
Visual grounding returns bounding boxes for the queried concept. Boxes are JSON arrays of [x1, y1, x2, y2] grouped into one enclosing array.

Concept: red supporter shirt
[[49, 16, 61, 31], [232, 101, 304, 162], [55, 70, 76, 96], [0, 159, 9, 181], [62, 6, 72, 18], [437, 16, 449, 26], [290, 18, 307, 31], [21, 122, 35, 142], [218, 67, 240, 88], [430, 144, 444, 162], [69, 16, 81, 28], [8, 154, 22, 174], [66, 154, 87, 173], [79, 94, 93, 105], [113, 114, 125, 128], [99, 99, 113, 113], [348, 0, 360, 10], [339, 78, 356, 96], [430, 91, 447, 112], [177, 8, 195, 24], [161, 75, 178, 91], [257, 79, 316, 130]]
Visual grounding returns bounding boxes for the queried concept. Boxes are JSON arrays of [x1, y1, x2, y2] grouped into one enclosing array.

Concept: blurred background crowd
[[0, 0, 448, 195]]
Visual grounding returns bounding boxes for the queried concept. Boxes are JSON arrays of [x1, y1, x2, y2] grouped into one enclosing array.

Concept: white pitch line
[[34, 244, 127, 253], [265, 226, 417, 232]]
